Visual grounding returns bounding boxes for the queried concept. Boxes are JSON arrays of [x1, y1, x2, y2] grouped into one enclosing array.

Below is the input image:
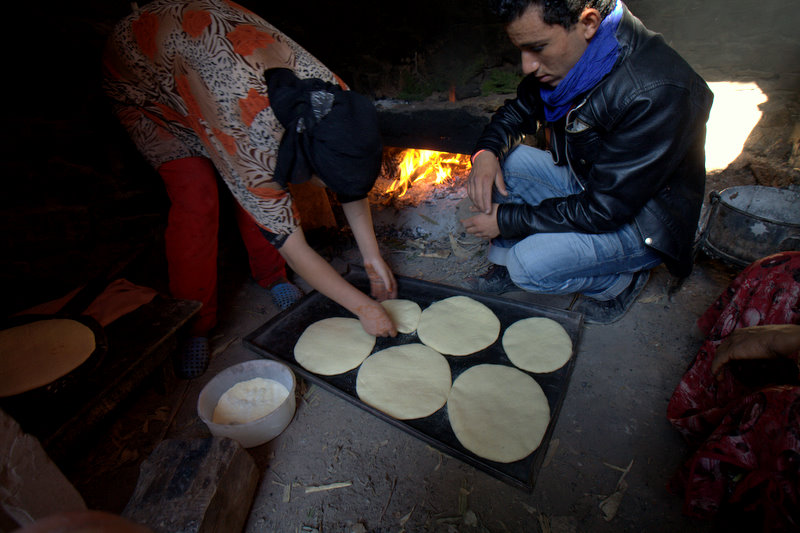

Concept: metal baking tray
[[244, 265, 583, 491]]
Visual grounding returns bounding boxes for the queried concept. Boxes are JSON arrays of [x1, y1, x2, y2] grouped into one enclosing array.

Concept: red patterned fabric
[[160, 157, 286, 336], [667, 252, 800, 530], [103, 0, 343, 246]]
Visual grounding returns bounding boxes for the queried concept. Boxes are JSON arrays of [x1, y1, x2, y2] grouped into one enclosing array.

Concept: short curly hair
[[488, 0, 616, 28]]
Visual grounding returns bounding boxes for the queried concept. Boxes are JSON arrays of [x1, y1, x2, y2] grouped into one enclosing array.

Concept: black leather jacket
[[475, 6, 713, 277]]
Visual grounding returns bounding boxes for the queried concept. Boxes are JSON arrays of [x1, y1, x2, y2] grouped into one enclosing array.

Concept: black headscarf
[[266, 68, 382, 203]]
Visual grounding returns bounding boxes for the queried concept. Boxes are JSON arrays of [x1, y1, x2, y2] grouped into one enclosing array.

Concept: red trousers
[[159, 157, 286, 335]]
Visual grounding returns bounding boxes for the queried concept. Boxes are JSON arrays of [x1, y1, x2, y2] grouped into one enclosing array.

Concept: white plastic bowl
[[197, 359, 296, 448]]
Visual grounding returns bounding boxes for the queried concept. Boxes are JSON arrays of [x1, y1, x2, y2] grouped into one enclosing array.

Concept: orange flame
[[386, 149, 471, 198]]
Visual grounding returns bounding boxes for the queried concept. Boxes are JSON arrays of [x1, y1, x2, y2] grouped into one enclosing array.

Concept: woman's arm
[[341, 198, 398, 301], [279, 227, 396, 337]]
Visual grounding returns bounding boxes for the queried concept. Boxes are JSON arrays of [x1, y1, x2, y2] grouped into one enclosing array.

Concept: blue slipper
[[269, 282, 304, 310], [177, 336, 210, 379]]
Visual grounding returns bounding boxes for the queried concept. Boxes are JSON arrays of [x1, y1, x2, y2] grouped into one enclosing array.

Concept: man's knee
[[505, 248, 566, 293]]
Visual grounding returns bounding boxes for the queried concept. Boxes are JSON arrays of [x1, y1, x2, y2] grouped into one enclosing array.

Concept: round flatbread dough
[[417, 296, 500, 356], [356, 343, 451, 420], [447, 364, 550, 463], [0, 319, 96, 397], [294, 317, 376, 375], [380, 299, 422, 334], [502, 317, 572, 373], [213, 377, 290, 425]]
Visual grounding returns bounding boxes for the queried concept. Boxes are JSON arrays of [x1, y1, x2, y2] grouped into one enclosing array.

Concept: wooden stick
[[304, 481, 352, 494]]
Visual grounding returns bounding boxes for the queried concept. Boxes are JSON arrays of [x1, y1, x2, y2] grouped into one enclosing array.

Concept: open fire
[[383, 148, 472, 199], [367, 146, 485, 267]]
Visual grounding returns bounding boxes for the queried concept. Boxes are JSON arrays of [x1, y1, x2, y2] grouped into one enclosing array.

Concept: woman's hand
[[340, 198, 399, 301], [355, 298, 397, 337], [711, 324, 800, 378], [364, 257, 398, 301]]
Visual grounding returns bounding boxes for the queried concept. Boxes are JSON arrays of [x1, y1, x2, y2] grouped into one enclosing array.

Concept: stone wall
[[628, 0, 800, 91]]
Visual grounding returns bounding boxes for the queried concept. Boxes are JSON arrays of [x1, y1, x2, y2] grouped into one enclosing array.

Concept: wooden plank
[[122, 438, 259, 533]]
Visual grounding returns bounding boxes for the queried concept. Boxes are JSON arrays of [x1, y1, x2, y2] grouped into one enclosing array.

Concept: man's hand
[[365, 258, 398, 301], [467, 151, 507, 214], [462, 204, 500, 240], [355, 298, 397, 337], [711, 324, 800, 379]]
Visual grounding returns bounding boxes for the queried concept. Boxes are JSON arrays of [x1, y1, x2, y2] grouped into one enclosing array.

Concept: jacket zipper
[[564, 99, 589, 191]]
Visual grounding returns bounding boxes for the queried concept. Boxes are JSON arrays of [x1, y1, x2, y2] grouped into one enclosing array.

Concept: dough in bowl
[[417, 296, 500, 356], [447, 364, 550, 463], [294, 317, 375, 375], [213, 377, 290, 424], [502, 317, 572, 373], [357, 343, 451, 419]]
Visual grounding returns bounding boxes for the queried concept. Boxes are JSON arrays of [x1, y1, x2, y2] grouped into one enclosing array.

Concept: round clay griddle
[[0, 315, 107, 397]]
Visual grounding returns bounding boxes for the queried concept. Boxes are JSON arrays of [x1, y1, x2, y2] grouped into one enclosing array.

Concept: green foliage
[[396, 71, 441, 101], [481, 69, 523, 96]]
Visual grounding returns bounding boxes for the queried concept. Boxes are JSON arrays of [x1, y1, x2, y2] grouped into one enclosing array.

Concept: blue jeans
[[490, 146, 662, 300]]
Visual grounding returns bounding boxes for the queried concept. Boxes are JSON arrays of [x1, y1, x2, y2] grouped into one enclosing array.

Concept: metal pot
[[696, 185, 800, 268]]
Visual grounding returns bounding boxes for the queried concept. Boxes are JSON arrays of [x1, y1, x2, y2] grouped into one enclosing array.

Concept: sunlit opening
[[704, 81, 767, 172]]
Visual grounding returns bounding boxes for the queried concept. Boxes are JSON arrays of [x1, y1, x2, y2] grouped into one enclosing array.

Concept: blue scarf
[[540, 1, 624, 122]]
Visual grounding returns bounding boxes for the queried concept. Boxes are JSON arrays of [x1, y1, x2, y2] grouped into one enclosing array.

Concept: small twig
[[458, 479, 471, 515], [304, 481, 352, 494], [399, 505, 415, 527], [426, 445, 443, 471], [418, 214, 439, 225], [604, 459, 635, 488], [270, 481, 291, 503], [211, 336, 239, 357], [379, 476, 397, 522], [603, 462, 629, 473], [537, 512, 551, 533], [599, 459, 635, 522]]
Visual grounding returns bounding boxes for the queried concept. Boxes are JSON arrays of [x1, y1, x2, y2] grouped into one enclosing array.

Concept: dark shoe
[[572, 270, 651, 325], [269, 281, 304, 310], [176, 336, 210, 379], [467, 265, 518, 294]]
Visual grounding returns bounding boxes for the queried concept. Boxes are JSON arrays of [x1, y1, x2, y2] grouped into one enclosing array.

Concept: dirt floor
[[67, 88, 798, 533], [68, 242, 743, 533], [64, 98, 798, 533], [54, 2, 800, 532]]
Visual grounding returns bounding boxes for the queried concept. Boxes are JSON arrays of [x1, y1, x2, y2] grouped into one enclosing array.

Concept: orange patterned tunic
[[103, 0, 344, 245]]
